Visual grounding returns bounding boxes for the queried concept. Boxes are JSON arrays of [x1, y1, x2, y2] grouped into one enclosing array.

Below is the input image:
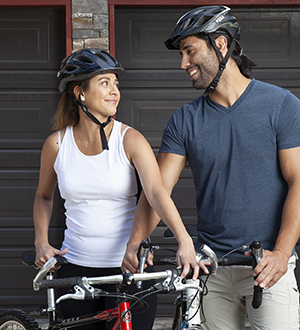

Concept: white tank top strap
[[121, 126, 132, 140], [57, 130, 62, 148]]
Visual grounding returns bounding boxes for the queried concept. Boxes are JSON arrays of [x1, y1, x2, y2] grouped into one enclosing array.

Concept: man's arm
[[252, 146, 300, 288]]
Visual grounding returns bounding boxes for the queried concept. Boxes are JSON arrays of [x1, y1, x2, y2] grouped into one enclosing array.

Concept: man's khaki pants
[[201, 255, 299, 330]]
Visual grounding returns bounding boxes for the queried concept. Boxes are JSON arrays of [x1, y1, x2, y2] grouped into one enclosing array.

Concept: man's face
[[179, 35, 219, 90]]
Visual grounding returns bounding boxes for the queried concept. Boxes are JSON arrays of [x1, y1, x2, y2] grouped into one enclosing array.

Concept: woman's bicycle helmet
[[57, 48, 124, 93], [165, 6, 241, 96], [57, 49, 125, 150]]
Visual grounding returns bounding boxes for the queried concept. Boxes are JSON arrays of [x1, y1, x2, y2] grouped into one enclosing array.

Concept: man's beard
[[192, 64, 218, 90], [191, 50, 220, 90]]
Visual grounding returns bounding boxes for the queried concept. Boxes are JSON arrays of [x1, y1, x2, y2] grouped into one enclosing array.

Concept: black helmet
[[165, 6, 241, 96], [165, 6, 240, 50], [57, 48, 125, 92]]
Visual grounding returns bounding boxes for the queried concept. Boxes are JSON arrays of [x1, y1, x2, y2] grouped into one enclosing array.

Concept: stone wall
[[71, 0, 109, 52]]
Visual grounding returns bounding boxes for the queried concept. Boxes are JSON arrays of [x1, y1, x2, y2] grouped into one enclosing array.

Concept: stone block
[[72, 17, 93, 30], [73, 30, 99, 39], [84, 38, 109, 51], [94, 14, 108, 31], [72, 0, 108, 15], [73, 39, 85, 52]]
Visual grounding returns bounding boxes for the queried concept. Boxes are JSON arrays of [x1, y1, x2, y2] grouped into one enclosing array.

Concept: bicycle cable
[[218, 245, 249, 261], [115, 286, 163, 330]]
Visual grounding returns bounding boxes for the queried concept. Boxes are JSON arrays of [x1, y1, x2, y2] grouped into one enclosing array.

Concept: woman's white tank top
[[54, 120, 137, 268]]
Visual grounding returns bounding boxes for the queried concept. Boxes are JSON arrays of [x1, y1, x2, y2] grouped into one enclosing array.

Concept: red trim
[[109, 4, 116, 57], [108, 0, 300, 4], [0, 0, 72, 55]]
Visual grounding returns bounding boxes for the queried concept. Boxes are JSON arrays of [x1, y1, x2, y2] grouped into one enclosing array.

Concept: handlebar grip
[[249, 240, 263, 309], [137, 240, 151, 289], [39, 277, 81, 290], [252, 285, 263, 309]]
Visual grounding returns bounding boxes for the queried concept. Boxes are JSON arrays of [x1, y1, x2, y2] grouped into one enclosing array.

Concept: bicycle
[[152, 228, 263, 330], [0, 241, 218, 330]]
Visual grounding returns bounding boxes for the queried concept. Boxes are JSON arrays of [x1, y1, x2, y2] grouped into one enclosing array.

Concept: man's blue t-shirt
[[160, 79, 300, 258]]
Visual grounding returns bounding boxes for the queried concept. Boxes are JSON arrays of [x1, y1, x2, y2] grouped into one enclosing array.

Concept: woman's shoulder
[[42, 127, 67, 154], [121, 124, 144, 141]]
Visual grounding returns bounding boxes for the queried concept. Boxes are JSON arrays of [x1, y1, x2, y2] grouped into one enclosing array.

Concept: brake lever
[[56, 283, 102, 304], [56, 285, 85, 304]]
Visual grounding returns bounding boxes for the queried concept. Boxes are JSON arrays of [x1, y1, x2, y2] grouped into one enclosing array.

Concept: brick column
[[72, 0, 109, 52]]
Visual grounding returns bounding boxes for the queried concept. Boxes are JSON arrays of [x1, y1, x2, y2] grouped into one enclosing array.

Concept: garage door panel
[[0, 20, 49, 64], [115, 8, 183, 69], [235, 9, 300, 67], [0, 93, 60, 140], [0, 72, 59, 89], [0, 8, 65, 69]]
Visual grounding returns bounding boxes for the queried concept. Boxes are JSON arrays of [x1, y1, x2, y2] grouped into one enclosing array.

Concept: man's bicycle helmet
[[57, 48, 124, 93], [165, 6, 241, 96], [165, 6, 240, 50]]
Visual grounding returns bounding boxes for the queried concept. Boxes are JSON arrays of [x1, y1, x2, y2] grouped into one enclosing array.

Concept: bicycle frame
[[94, 302, 132, 330], [47, 301, 132, 330]]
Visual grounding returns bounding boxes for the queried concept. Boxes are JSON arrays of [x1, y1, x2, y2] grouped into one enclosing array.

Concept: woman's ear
[[73, 85, 85, 102]]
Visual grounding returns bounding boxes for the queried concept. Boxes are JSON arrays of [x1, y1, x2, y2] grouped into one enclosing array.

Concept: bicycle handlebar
[[35, 268, 184, 291], [31, 239, 263, 309]]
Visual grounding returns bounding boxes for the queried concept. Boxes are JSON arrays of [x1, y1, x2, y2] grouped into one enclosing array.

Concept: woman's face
[[80, 73, 120, 121]]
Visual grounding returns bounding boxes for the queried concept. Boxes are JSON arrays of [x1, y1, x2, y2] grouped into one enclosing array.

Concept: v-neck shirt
[[160, 79, 300, 258]]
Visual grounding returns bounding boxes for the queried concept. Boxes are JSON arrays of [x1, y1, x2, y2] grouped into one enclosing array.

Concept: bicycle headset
[[164, 5, 241, 96], [57, 49, 125, 150]]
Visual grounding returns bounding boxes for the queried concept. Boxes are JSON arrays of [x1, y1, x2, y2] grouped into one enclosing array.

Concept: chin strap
[[68, 92, 111, 150], [203, 35, 237, 97], [79, 103, 112, 150]]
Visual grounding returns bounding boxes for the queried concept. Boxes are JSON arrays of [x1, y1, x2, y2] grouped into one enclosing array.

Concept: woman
[[33, 49, 199, 330]]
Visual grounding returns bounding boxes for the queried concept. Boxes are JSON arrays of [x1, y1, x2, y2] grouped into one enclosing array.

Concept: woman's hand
[[35, 243, 68, 269], [177, 237, 210, 281]]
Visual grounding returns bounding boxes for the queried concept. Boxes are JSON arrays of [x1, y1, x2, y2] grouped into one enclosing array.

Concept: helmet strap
[[203, 35, 236, 97], [80, 103, 112, 150], [68, 91, 111, 150]]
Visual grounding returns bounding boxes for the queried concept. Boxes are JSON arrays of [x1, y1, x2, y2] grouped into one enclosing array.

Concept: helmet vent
[[74, 55, 93, 63], [187, 18, 195, 28], [64, 64, 77, 72]]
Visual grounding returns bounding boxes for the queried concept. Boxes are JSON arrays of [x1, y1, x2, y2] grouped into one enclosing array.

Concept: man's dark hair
[[194, 32, 256, 78]]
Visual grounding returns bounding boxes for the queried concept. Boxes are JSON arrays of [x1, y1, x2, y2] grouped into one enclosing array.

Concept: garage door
[[0, 7, 66, 312], [115, 7, 300, 316]]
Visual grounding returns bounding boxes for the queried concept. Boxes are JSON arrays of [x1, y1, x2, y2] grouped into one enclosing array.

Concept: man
[[122, 6, 300, 329]]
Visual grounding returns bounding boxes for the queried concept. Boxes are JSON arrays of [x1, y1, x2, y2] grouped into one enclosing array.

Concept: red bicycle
[[0, 244, 211, 330]]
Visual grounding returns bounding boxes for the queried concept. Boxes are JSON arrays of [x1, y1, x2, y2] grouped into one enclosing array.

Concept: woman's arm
[[123, 128, 206, 279], [34, 132, 68, 267]]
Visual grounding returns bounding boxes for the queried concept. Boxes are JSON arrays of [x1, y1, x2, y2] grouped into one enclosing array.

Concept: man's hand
[[245, 249, 289, 289]]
